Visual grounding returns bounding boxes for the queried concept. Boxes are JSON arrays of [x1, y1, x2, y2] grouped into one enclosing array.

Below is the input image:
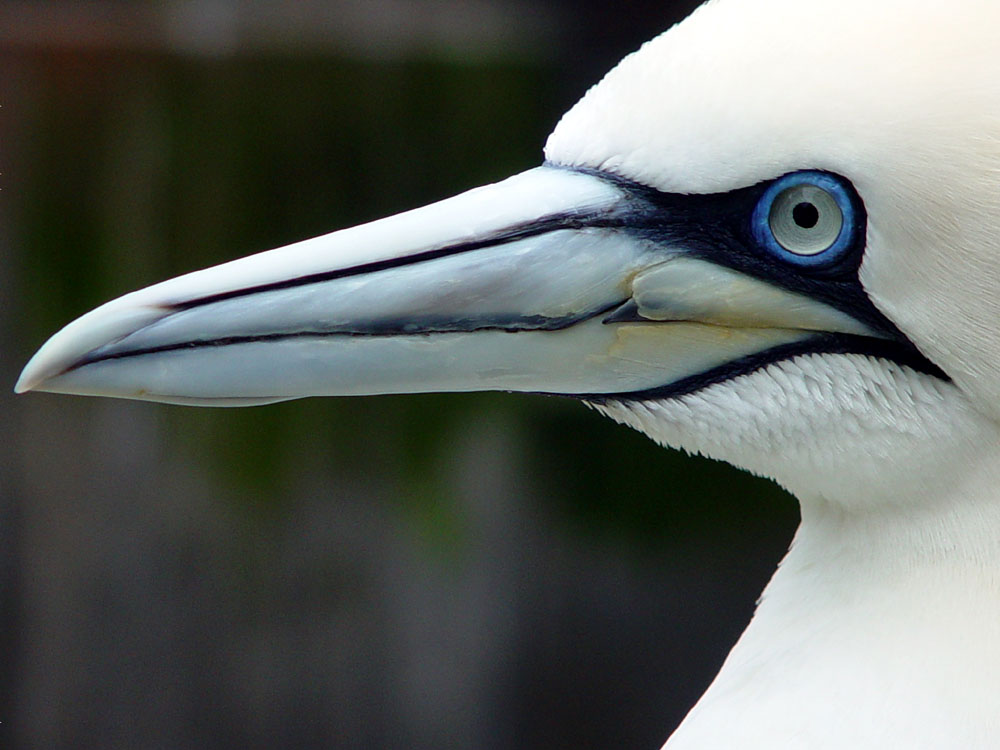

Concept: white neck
[[666, 482, 1000, 748], [593, 354, 1000, 748]]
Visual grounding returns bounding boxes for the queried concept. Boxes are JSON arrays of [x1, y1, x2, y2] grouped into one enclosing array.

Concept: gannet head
[[550, 0, 1000, 408], [17, 0, 1000, 506], [548, 0, 1000, 504]]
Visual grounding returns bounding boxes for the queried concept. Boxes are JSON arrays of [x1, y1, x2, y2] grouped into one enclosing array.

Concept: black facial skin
[[562, 166, 947, 402]]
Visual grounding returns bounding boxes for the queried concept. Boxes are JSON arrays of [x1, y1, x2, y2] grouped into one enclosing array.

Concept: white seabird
[[17, 0, 1000, 746]]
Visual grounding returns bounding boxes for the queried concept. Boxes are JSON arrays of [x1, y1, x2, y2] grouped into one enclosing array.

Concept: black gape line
[[63, 303, 630, 375], [576, 334, 949, 406]]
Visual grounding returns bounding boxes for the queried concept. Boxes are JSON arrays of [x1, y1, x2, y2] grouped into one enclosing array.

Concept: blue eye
[[752, 171, 859, 269]]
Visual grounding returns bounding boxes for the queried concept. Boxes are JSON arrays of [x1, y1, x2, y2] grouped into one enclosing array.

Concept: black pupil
[[792, 202, 820, 229]]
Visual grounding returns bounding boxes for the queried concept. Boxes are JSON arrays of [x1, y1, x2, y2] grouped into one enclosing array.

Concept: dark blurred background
[[1, 2, 799, 748]]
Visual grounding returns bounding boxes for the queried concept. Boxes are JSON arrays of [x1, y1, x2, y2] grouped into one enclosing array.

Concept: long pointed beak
[[17, 166, 873, 406]]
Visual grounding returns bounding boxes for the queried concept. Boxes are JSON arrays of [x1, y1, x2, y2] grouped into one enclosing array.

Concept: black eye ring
[[751, 171, 861, 270]]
